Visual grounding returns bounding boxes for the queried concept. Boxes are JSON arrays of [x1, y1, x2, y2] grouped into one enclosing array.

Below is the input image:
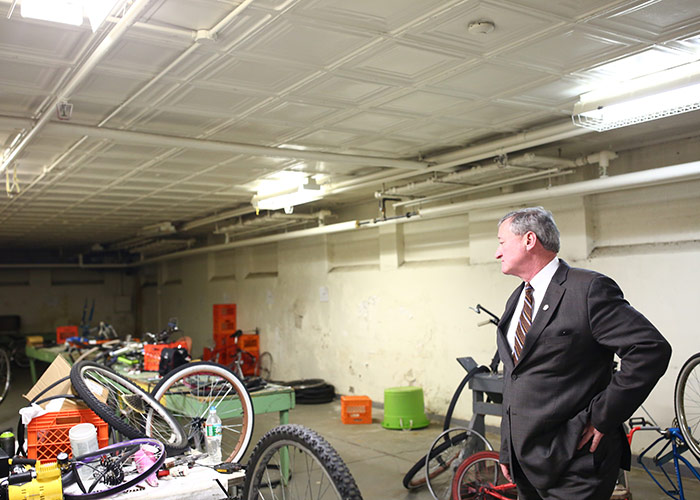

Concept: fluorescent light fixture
[[21, 0, 83, 26], [573, 60, 700, 131], [251, 178, 324, 212], [20, 0, 121, 32]]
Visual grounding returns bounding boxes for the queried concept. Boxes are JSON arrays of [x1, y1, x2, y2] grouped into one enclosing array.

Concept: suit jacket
[[497, 260, 671, 490]]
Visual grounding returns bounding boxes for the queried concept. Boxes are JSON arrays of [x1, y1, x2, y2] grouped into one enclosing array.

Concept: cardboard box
[[24, 355, 107, 411]]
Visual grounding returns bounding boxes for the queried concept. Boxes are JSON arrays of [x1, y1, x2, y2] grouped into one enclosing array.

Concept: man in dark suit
[[495, 206, 671, 500]]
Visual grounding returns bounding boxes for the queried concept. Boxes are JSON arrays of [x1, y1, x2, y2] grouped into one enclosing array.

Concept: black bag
[[158, 346, 190, 376]]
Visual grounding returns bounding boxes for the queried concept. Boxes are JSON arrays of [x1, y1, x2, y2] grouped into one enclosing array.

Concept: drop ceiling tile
[[237, 17, 373, 67], [376, 90, 476, 116], [289, 0, 448, 32], [208, 119, 298, 144], [205, 55, 316, 93], [404, 0, 559, 55], [339, 41, 464, 83], [293, 74, 394, 104], [144, 0, 235, 29], [391, 120, 476, 142], [168, 84, 264, 115], [504, 0, 624, 20], [133, 109, 221, 136], [255, 101, 340, 123], [575, 45, 700, 81], [294, 129, 361, 148], [497, 26, 635, 73], [330, 111, 411, 133], [428, 61, 551, 98], [588, 0, 700, 39]]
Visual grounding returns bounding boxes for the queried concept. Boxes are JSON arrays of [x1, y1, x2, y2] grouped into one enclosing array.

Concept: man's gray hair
[[499, 206, 560, 253]]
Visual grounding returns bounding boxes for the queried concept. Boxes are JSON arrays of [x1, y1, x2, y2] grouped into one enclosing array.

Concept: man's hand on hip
[[577, 421, 604, 452], [500, 463, 513, 483]]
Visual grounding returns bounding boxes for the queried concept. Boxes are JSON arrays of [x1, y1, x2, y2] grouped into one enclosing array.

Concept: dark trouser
[[512, 433, 622, 500]]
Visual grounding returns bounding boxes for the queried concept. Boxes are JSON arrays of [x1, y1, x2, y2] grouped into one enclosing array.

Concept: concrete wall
[[136, 174, 700, 439], [0, 268, 136, 336]]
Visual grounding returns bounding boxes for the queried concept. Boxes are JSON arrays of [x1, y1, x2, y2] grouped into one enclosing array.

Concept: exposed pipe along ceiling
[[1, 0, 700, 267]]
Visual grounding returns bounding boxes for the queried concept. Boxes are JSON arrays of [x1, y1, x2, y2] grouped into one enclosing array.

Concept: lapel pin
[[543, 304, 549, 311]]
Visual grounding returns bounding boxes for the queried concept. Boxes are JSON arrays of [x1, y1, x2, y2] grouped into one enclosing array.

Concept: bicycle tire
[[674, 352, 700, 459], [425, 427, 492, 500], [70, 361, 187, 454], [403, 438, 454, 489], [63, 437, 165, 500], [150, 361, 254, 463], [243, 424, 363, 500], [0, 348, 10, 405], [451, 451, 517, 500]]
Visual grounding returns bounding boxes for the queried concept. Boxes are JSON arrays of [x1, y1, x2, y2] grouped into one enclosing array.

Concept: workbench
[[25, 344, 295, 425]]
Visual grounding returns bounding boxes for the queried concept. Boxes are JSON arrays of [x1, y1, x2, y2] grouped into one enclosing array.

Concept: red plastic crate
[[213, 304, 237, 338], [143, 341, 180, 371], [27, 409, 109, 461], [341, 395, 372, 424], [56, 325, 79, 344]]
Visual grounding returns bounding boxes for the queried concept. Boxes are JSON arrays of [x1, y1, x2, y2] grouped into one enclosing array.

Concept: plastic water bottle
[[205, 406, 222, 464]]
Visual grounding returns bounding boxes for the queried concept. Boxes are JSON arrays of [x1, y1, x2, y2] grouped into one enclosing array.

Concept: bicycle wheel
[[70, 361, 187, 453], [674, 352, 700, 459], [150, 361, 254, 463], [63, 437, 165, 500], [425, 427, 492, 500], [452, 451, 517, 500], [243, 424, 363, 500], [0, 348, 10, 405]]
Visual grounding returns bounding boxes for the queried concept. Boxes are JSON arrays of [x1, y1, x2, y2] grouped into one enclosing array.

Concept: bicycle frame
[[633, 426, 700, 500]]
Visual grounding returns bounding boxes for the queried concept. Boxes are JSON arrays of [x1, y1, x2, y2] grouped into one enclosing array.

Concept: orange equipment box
[[56, 325, 79, 344], [341, 395, 372, 424], [27, 409, 109, 461]]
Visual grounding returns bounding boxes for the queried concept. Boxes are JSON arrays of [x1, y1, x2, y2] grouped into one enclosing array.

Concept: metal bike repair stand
[[458, 357, 504, 439]]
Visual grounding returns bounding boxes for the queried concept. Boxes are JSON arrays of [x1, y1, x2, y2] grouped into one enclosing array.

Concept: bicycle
[[674, 352, 700, 460], [627, 416, 700, 500], [150, 361, 255, 463], [2, 437, 165, 500], [69, 361, 188, 454], [403, 304, 501, 499], [242, 423, 363, 500], [0, 347, 10, 406], [451, 450, 517, 500]]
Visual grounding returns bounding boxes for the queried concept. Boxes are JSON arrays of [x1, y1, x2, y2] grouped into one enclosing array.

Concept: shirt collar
[[529, 256, 559, 293]]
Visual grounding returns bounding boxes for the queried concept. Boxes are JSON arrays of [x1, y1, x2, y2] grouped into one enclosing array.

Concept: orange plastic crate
[[341, 395, 372, 424], [56, 325, 79, 344], [213, 304, 237, 337], [27, 409, 109, 461], [143, 341, 180, 371]]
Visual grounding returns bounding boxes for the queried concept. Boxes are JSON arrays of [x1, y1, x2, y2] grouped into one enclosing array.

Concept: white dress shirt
[[505, 257, 559, 354]]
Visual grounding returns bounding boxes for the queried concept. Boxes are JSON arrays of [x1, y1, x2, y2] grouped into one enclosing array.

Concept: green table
[[24, 344, 295, 425]]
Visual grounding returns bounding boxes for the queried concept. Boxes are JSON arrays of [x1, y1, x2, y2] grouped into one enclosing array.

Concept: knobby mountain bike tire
[[674, 352, 700, 459], [70, 361, 187, 454], [62, 437, 165, 500], [150, 361, 254, 463], [243, 424, 363, 500], [451, 450, 517, 500]]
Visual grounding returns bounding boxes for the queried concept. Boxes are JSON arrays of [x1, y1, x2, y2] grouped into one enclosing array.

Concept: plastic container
[[341, 395, 372, 424], [69, 423, 99, 485], [205, 407, 222, 464], [27, 409, 108, 461], [56, 325, 79, 344], [382, 386, 430, 430], [143, 341, 180, 371]]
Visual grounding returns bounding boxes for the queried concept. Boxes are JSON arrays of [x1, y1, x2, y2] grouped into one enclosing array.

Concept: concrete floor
[[4, 364, 699, 500]]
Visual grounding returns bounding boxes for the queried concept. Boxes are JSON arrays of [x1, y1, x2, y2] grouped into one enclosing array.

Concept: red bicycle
[[451, 451, 517, 500]]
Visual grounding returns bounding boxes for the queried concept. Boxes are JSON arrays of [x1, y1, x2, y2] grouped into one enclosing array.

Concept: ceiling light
[[572, 59, 700, 131], [20, 0, 122, 32], [468, 20, 495, 35], [251, 178, 324, 213]]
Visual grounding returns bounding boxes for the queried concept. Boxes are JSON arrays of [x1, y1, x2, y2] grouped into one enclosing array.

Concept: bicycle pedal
[[213, 462, 241, 474]]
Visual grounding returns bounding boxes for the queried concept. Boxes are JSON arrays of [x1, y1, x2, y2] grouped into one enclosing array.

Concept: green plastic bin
[[382, 386, 430, 430]]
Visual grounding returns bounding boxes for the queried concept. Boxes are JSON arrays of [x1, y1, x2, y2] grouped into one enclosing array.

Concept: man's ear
[[524, 231, 538, 250]]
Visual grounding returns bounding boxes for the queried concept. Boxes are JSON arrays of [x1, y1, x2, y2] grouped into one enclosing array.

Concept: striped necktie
[[513, 283, 534, 362]]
